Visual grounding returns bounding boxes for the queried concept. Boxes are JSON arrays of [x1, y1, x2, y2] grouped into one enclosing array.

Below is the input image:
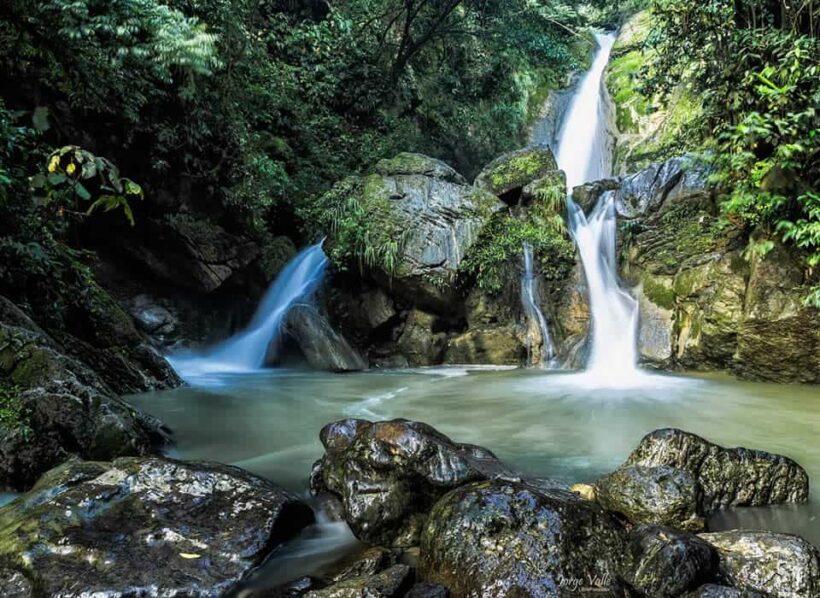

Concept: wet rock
[[282, 305, 366, 372], [328, 546, 400, 583], [0, 457, 314, 596], [700, 530, 820, 597], [623, 524, 717, 597], [0, 299, 171, 489], [626, 429, 809, 513], [572, 178, 620, 213], [0, 568, 33, 597], [596, 464, 704, 531], [257, 576, 327, 597], [474, 146, 558, 200], [418, 480, 627, 597], [311, 419, 512, 546], [306, 564, 412, 598]]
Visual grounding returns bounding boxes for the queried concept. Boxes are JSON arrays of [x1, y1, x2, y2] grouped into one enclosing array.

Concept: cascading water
[[521, 242, 554, 366], [167, 241, 328, 383], [554, 32, 642, 385]]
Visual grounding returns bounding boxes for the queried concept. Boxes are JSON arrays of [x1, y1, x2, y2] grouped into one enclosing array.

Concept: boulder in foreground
[[699, 530, 820, 598], [0, 457, 313, 596], [311, 418, 512, 546], [419, 480, 627, 597]]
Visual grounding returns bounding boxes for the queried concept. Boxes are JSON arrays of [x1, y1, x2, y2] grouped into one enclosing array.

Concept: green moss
[[0, 382, 32, 439], [642, 275, 676, 310]]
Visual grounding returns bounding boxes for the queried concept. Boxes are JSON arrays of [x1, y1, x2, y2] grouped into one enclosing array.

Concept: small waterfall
[[521, 242, 554, 366], [167, 241, 328, 382], [554, 32, 642, 384]]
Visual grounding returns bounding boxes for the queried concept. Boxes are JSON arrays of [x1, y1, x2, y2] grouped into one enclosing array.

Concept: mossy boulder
[[418, 480, 628, 596], [625, 429, 809, 513], [699, 531, 820, 597], [474, 146, 559, 200], [442, 327, 527, 366], [321, 155, 504, 311], [0, 297, 169, 490], [310, 418, 512, 547], [0, 457, 313, 596]]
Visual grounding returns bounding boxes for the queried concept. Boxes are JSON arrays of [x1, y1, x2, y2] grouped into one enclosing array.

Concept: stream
[[129, 367, 820, 556]]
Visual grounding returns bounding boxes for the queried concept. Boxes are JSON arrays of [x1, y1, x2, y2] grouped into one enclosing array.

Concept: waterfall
[[554, 32, 642, 384], [167, 241, 328, 382], [521, 242, 554, 366]]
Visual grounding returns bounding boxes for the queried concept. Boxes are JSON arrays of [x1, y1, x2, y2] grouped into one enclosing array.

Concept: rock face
[[282, 304, 367, 372], [419, 480, 627, 597], [310, 418, 512, 546], [624, 525, 718, 597], [0, 296, 172, 489], [587, 154, 820, 383], [0, 457, 313, 596], [700, 531, 820, 598], [121, 214, 260, 293], [474, 146, 558, 200], [625, 429, 809, 513], [596, 464, 704, 531]]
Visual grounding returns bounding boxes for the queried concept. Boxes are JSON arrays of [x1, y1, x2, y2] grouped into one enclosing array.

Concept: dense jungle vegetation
[[0, 0, 817, 308]]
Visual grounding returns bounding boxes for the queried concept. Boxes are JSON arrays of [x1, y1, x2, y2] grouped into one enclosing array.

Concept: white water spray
[[554, 32, 643, 385], [521, 242, 554, 365], [167, 241, 328, 382]]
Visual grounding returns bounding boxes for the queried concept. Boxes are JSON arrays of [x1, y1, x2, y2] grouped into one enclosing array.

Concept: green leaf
[[75, 183, 92, 201], [32, 107, 50, 132]]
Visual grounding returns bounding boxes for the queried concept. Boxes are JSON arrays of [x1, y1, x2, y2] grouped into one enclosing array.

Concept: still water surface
[[128, 367, 820, 554]]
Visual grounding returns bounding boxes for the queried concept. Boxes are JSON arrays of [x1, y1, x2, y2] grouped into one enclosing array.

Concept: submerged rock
[[596, 464, 704, 531], [700, 530, 820, 597], [311, 418, 512, 546], [625, 428, 809, 513], [474, 146, 559, 200], [623, 524, 717, 597], [418, 480, 627, 597], [0, 457, 313, 596], [282, 304, 366, 372], [306, 564, 412, 598]]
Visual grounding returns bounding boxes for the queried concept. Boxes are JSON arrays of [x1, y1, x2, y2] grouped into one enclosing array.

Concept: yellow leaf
[[179, 553, 201, 559]]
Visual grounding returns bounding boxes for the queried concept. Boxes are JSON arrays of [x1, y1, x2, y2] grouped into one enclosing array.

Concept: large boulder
[[625, 429, 809, 513], [282, 304, 367, 372], [474, 146, 559, 200], [0, 457, 313, 596], [326, 155, 504, 311], [418, 480, 627, 597], [310, 418, 512, 546], [595, 464, 704, 531], [623, 524, 718, 597], [699, 531, 820, 597], [0, 298, 171, 489]]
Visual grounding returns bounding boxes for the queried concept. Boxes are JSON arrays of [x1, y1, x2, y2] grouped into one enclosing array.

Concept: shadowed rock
[[623, 524, 718, 597], [282, 304, 366, 372], [0, 457, 313, 596]]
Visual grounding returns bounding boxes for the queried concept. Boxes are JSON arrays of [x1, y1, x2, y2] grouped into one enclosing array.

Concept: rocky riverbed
[[0, 418, 816, 597]]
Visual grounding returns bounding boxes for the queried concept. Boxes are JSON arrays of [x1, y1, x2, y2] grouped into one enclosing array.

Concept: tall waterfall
[[167, 241, 328, 382], [521, 242, 554, 366], [554, 32, 642, 384]]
